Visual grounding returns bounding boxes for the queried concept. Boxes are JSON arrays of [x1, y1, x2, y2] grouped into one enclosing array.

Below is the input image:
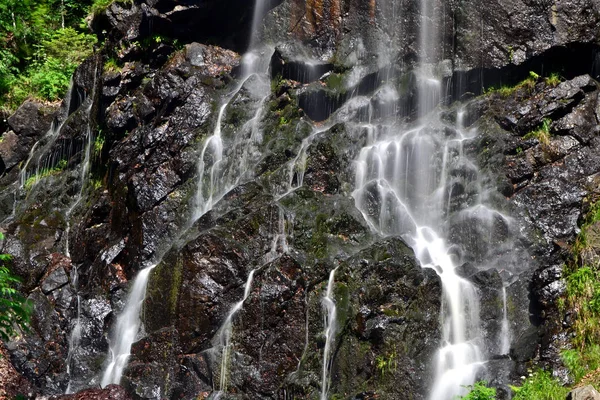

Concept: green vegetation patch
[[510, 370, 569, 400], [0, 1, 99, 113], [560, 200, 600, 386], [24, 159, 68, 190], [485, 71, 562, 98], [564, 201, 600, 350], [90, 0, 132, 16], [458, 381, 496, 400], [0, 232, 32, 341]]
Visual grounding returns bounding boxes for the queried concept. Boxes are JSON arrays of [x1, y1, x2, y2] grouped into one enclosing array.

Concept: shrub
[[3, 27, 96, 109], [458, 381, 496, 400]]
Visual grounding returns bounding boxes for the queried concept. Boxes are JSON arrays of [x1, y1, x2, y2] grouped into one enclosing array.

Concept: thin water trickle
[[320, 268, 338, 400], [64, 126, 94, 257], [101, 264, 156, 387], [500, 286, 511, 355], [214, 268, 257, 393], [20, 79, 75, 190], [65, 266, 82, 394]]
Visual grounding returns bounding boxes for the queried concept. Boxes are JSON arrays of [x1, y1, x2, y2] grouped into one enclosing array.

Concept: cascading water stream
[[193, 49, 272, 221], [212, 208, 289, 394], [214, 269, 257, 393], [353, 113, 485, 399], [101, 264, 157, 387], [348, 0, 493, 397], [320, 268, 338, 400], [100, 3, 273, 388]]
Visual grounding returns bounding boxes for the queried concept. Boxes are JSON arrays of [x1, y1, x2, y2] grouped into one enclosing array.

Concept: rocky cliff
[[0, 0, 599, 399]]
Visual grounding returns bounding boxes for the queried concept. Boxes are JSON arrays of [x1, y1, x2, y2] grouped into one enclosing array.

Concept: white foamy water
[[353, 115, 485, 399], [320, 268, 338, 400], [101, 265, 156, 387]]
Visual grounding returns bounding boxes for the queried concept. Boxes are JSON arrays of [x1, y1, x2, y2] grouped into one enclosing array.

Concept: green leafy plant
[[0, 232, 32, 341], [457, 381, 496, 400], [510, 370, 568, 400]]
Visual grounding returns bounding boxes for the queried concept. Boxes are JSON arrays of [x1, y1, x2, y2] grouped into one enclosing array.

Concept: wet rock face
[[1, 101, 57, 172], [94, 0, 282, 53], [476, 74, 600, 369], [0, 0, 599, 398], [264, 0, 600, 73], [49, 384, 133, 400], [328, 239, 442, 399]]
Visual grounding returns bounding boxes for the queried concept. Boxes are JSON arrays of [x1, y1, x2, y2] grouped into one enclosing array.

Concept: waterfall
[[248, 0, 268, 51], [320, 268, 338, 400], [347, 0, 504, 397], [353, 121, 484, 399], [100, 264, 156, 387], [500, 286, 511, 355], [65, 266, 82, 394], [65, 60, 98, 257], [214, 269, 257, 393]]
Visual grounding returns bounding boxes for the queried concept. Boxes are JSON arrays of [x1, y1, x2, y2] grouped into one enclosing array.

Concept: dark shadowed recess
[[151, 0, 284, 52], [447, 42, 600, 101], [295, 66, 400, 122], [292, 43, 600, 123]]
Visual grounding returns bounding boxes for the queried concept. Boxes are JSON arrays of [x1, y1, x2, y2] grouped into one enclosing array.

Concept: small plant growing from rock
[[523, 118, 552, 145], [103, 57, 122, 73], [24, 159, 69, 190], [485, 71, 541, 97], [375, 348, 397, 377], [545, 73, 561, 87]]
